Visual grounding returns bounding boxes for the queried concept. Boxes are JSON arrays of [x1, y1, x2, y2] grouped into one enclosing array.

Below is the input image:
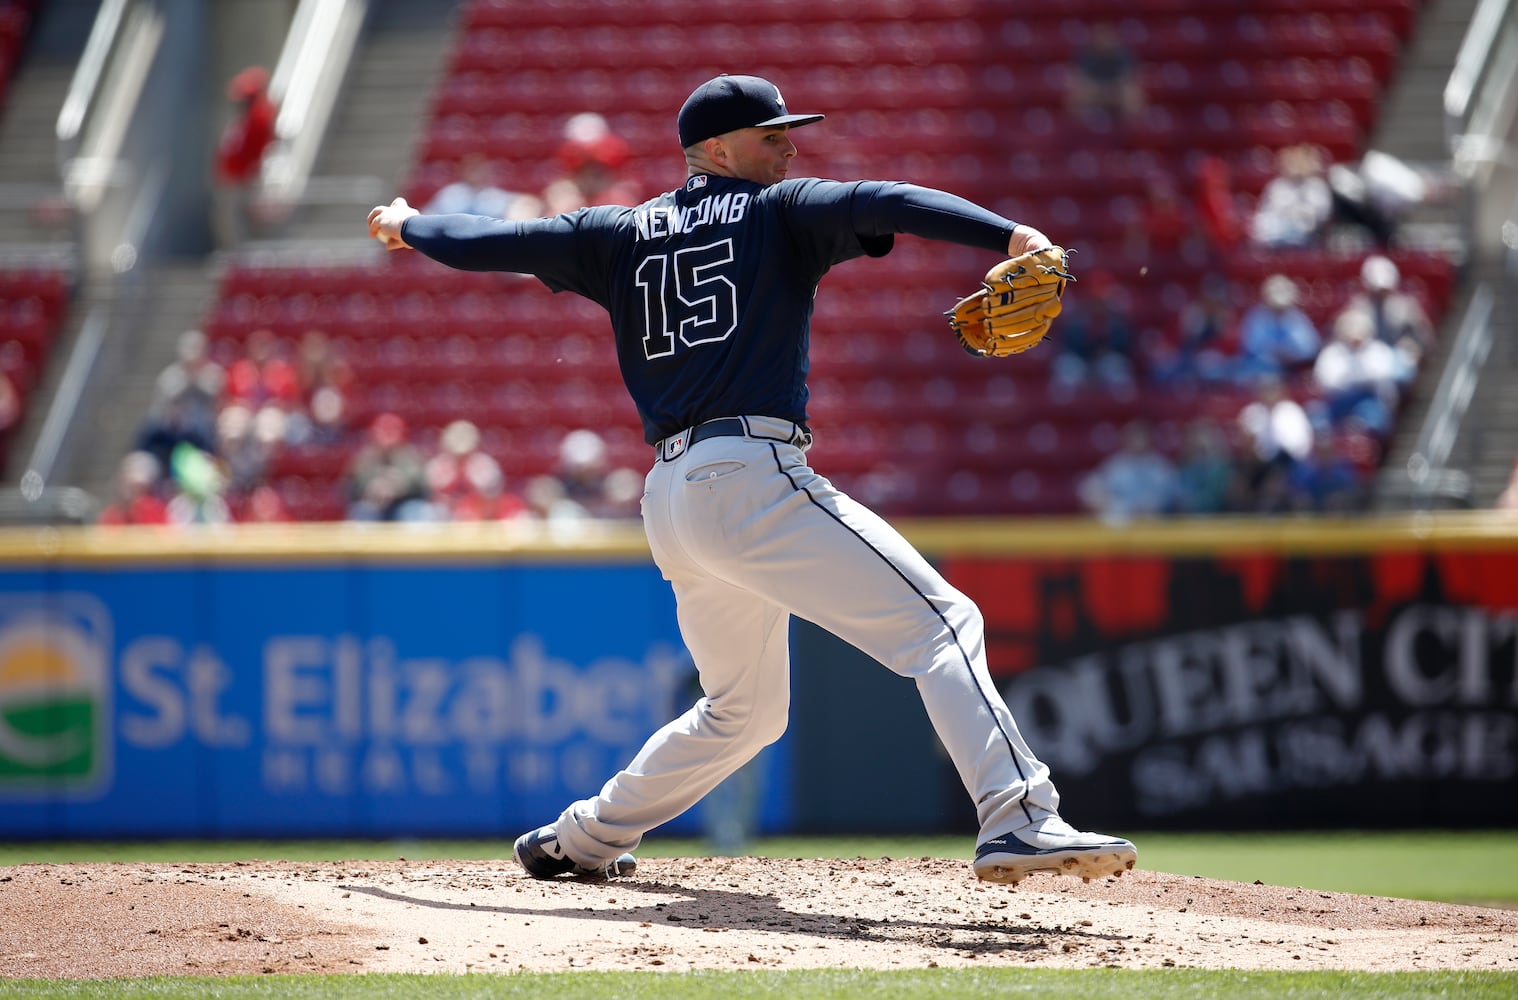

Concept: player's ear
[[705, 136, 729, 165]]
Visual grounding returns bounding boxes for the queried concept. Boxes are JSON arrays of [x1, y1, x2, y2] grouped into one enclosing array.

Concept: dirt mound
[[2, 857, 1514, 977]]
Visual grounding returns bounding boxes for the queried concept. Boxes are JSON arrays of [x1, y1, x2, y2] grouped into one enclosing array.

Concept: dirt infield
[[2, 857, 1514, 977]]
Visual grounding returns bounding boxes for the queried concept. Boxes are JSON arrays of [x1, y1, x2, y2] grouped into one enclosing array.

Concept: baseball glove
[[945, 246, 1074, 357]]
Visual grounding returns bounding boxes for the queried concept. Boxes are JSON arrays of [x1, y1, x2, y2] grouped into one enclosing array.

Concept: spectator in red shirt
[[541, 112, 642, 214], [213, 66, 278, 247], [97, 451, 170, 526], [1194, 155, 1243, 253], [1125, 174, 1200, 261], [424, 418, 528, 522], [225, 327, 300, 410]]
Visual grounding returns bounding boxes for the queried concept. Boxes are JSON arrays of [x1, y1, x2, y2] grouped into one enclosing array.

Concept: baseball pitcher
[[369, 74, 1136, 886]]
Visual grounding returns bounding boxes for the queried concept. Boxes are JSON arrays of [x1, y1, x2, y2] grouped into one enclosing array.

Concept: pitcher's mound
[[2, 857, 1513, 977]]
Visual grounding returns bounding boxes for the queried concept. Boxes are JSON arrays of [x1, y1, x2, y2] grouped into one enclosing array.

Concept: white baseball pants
[[552, 416, 1061, 866]]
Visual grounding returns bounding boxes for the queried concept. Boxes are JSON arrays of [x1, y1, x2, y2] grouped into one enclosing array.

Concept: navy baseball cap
[[678, 74, 824, 148]]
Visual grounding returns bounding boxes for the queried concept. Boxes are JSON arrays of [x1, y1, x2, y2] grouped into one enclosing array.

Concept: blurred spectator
[[600, 467, 646, 519], [222, 328, 316, 462], [424, 152, 542, 220], [1285, 435, 1365, 513], [455, 452, 532, 522], [96, 451, 170, 526], [286, 328, 353, 446], [1249, 144, 1334, 250], [1194, 155, 1244, 253], [1149, 272, 1237, 387], [524, 473, 591, 523], [293, 327, 353, 400], [302, 383, 350, 448], [1312, 308, 1410, 439], [240, 483, 294, 524], [1078, 420, 1178, 521], [135, 391, 218, 480], [556, 429, 609, 507], [425, 418, 529, 522], [344, 412, 432, 522], [225, 327, 301, 412], [1326, 150, 1455, 250], [1235, 274, 1321, 385], [541, 112, 640, 213], [214, 402, 274, 501], [1336, 254, 1434, 360], [213, 65, 279, 247], [1173, 419, 1243, 515], [1050, 273, 1137, 391], [165, 442, 233, 526], [1237, 376, 1314, 512], [1065, 22, 1145, 125], [425, 418, 480, 511], [1124, 174, 1201, 260], [552, 428, 642, 518], [151, 328, 225, 446], [514, 429, 644, 524]]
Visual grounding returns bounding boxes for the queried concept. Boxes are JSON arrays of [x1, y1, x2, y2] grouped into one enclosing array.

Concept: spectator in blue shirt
[[1078, 420, 1179, 522], [1235, 274, 1321, 385]]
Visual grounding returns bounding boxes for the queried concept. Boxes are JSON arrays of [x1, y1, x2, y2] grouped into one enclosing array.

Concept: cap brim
[[755, 113, 825, 131]]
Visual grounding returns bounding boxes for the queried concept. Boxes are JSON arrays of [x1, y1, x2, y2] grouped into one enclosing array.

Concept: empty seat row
[[462, 0, 1417, 39], [450, 12, 1404, 83]]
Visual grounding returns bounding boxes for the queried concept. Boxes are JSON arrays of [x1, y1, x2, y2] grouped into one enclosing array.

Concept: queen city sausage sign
[[1002, 605, 1517, 821]]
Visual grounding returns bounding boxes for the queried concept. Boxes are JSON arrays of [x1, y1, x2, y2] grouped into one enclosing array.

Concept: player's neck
[[684, 148, 737, 180]]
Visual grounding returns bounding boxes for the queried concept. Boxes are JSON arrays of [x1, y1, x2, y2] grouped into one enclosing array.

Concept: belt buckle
[[662, 432, 688, 461]]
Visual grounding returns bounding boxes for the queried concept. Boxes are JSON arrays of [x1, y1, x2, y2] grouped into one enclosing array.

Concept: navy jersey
[[402, 177, 1018, 444]]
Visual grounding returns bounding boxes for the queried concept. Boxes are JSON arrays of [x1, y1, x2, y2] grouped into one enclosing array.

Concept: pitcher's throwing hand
[[368, 196, 418, 250]]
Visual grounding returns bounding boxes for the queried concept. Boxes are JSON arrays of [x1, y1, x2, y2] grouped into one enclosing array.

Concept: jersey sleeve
[[847, 180, 1019, 252], [757, 180, 886, 276], [400, 210, 619, 297], [777, 179, 1019, 274]]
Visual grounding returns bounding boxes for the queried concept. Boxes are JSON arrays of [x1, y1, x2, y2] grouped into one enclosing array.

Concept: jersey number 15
[[634, 239, 737, 360]]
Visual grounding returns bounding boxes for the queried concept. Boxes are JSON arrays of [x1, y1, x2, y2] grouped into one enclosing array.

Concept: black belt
[[656, 417, 808, 462], [687, 417, 747, 447]]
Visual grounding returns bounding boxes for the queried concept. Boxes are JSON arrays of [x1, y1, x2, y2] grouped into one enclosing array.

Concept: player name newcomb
[[634, 192, 750, 240]]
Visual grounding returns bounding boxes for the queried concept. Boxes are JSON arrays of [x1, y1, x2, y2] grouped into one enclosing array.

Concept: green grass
[[1095, 830, 1518, 906], [3, 830, 1516, 905], [1, 970, 1515, 1000]]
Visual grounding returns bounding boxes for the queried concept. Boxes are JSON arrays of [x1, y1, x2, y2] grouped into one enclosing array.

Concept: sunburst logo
[[0, 595, 111, 795]]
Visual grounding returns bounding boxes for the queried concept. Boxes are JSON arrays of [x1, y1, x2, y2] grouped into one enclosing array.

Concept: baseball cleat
[[514, 826, 637, 880], [973, 816, 1136, 886]]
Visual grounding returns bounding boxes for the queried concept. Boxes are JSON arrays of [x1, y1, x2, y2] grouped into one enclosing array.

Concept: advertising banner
[[4, 518, 1514, 838], [942, 546, 1518, 829], [0, 558, 791, 839]]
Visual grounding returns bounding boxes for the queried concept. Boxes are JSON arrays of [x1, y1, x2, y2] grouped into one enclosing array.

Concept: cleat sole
[[974, 847, 1137, 886]]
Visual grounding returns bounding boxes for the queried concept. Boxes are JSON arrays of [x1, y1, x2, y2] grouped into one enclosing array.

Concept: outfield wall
[[0, 515, 1514, 839]]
